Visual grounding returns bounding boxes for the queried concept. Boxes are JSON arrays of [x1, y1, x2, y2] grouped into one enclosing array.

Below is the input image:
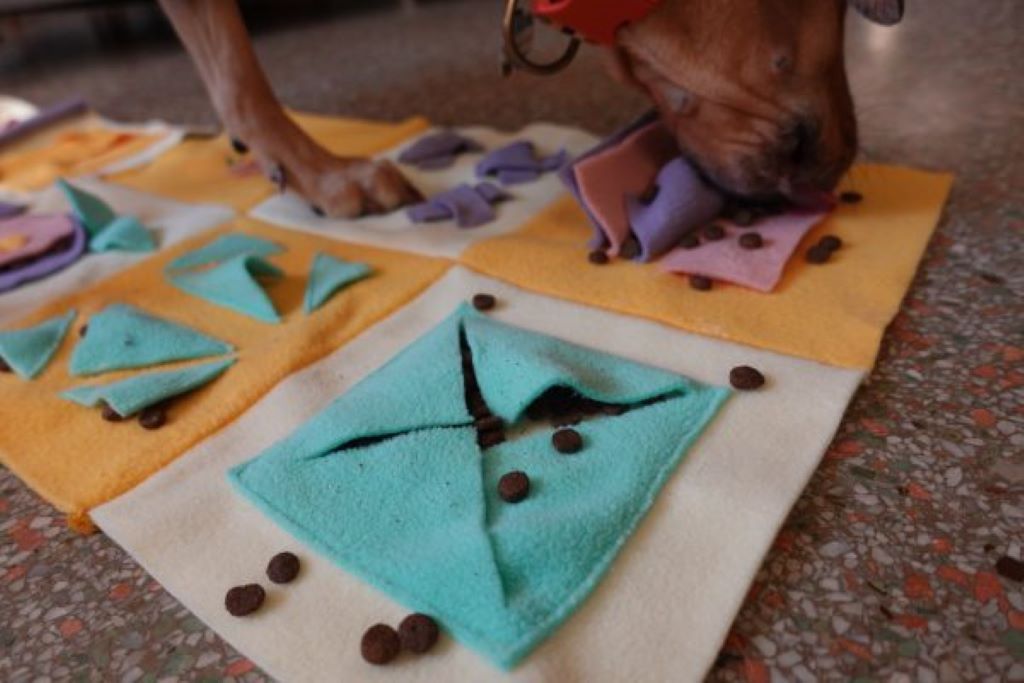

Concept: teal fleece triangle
[[169, 255, 282, 323], [303, 252, 373, 314], [69, 303, 233, 377], [89, 215, 155, 253], [57, 179, 155, 253], [167, 233, 283, 271], [62, 357, 235, 417], [57, 179, 116, 237], [230, 306, 730, 669], [0, 310, 76, 380]]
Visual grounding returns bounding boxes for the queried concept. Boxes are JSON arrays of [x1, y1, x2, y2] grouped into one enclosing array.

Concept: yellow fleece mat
[[0, 218, 448, 530], [460, 164, 953, 369]]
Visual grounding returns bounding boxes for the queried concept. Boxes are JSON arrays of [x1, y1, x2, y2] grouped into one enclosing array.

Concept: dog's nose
[[780, 118, 819, 170], [776, 116, 850, 194]]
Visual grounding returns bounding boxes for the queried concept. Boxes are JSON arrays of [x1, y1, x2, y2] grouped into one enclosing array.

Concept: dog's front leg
[[159, 0, 421, 217]]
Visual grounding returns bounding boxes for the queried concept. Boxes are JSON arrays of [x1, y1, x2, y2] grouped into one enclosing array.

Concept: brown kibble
[[588, 249, 609, 265], [689, 275, 713, 291], [266, 551, 300, 584], [678, 233, 701, 250], [138, 405, 167, 430], [0, 358, 11, 373], [738, 232, 763, 250], [818, 235, 843, 252], [225, 584, 265, 617], [805, 244, 832, 264], [361, 624, 401, 665], [101, 402, 124, 422], [619, 236, 640, 260], [839, 191, 863, 204], [498, 471, 530, 503], [552, 428, 583, 454], [398, 613, 440, 653], [732, 209, 756, 227], [79, 324, 88, 338], [729, 365, 766, 390], [471, 293, 497, 311], [702, 223, 726, 241]]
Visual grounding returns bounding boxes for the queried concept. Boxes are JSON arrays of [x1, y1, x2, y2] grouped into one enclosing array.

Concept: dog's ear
[[848, 0, 904, 25]]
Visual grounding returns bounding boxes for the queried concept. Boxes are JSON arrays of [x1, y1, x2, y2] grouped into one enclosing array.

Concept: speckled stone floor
[[1, 1, 1022, 681]]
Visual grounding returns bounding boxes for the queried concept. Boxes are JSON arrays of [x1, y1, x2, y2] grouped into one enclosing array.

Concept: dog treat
[[702, 223, 726, 241], [818, 235, 843, 252], [0, 358, 11, 373], [478, 429, 506, 449], [361, 624, 401, 665], [398, 130, 483, 170], [78, 324, 88, 338], [619, 236, 640, 260], [475, 415, 504, 432], [310, 205, 325, 217], [498, 471, 531, 503], [729, 365, 766, 390], [552, 428, 584, 454], [100, 402, 124, 422], [805, 244, 832, 264], [230, 137, 248, 154], [588, 249, 610, 265], [266, 551, 301, 584], [689, 275, 713, 291], [679, 233, 701, 250], [839, 191, 863, 204], [224, 584, 265, 617], [471, 293, 496, 311], [731, 209, 756, 227], [138, 404, 167, 430], [398, 613, 440, 654], [739, 232, 764, 250]]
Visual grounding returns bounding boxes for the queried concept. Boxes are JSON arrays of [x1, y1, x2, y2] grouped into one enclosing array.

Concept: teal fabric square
[[0, 310, 76, 380], [169, 255, 282, 323], [57, 179, 154, 253], [62, 357, 235, 417], [303, 252, 373, 314], [69, 303, 233, 376], [230, 306, 729, 669], [166, 233, 283, 271]]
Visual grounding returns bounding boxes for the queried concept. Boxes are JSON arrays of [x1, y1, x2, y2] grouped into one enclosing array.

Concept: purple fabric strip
[[398, 130, 483, 170], [476, 141, 568, 185], [626, 158, 724, 262], [0, 214, 87, 293], [560, 111, 662, 248], [0, 202, 26, 220], [0, 98, 89, 151], [405, 182, 509, 229]]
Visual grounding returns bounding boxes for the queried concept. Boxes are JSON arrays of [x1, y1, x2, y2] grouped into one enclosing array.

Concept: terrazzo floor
[[1, 0, 1022, 680]]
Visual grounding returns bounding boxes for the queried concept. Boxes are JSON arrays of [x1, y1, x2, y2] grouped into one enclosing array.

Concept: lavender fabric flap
[[0, 202, 26, 220], [559, 111, 662, 249], [476, 141, 568, 186], [0, 214, 87, 294], [0, 98, 88, 150], [407, 182, 510, 229], [397, 130, 483, 170], [626, 158, 724, 262]]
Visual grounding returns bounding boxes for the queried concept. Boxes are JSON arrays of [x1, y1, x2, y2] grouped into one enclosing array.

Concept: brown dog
[[158, 0, 903, 215]]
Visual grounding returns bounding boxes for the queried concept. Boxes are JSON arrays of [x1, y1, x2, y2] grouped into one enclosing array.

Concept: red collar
[[530, 0, 664, 45]]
